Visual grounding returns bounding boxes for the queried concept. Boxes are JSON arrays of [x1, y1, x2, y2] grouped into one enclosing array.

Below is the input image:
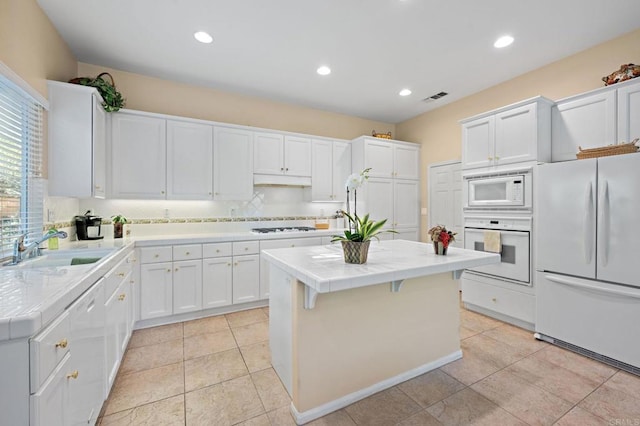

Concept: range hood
[[253, 174, 312, 187]]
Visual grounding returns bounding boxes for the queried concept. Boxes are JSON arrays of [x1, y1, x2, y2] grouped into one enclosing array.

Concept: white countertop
[[0, 229, 339, 341], [262, 240, 501, 293]]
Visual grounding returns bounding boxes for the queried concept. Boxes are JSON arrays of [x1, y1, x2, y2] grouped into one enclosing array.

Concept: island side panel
[[269, 265, 295, 396], [291, 273, 460, 413]]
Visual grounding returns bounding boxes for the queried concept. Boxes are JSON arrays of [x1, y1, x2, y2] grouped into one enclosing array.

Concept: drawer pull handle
[[118, 294, 126, 301], [66, 370, 79, 380], [55, 339, 68, 349], [117, 272, 125, 277]]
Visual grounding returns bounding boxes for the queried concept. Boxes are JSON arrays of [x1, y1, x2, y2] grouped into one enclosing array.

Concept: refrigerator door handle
[[583, 181, 594, 264], [544, 274, 640, 300], [598, 180, 609, 267]]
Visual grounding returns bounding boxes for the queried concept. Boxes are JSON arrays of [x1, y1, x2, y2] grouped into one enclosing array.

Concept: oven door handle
[[545, 274, 640, 300], [583, 181, 594, 264]]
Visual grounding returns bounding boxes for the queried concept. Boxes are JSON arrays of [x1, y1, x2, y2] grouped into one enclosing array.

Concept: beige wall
[[0, 0, 77, 98], [78, 63, 395, 140], [396, 28, 640, 239]]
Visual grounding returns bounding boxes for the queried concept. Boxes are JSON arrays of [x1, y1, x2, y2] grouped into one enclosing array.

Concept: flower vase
[[341, 240, 371, 264], [433, 241, 448, 255]]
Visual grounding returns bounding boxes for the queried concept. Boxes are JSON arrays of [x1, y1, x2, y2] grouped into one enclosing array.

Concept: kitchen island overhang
[[262, 240, 500, 425]]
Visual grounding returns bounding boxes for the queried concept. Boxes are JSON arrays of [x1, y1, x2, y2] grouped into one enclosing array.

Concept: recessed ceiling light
[[317, 66, 331, 76], [494, 35, 514, 48], [399, 88, 412, 96], [194, 31, 213, 44]]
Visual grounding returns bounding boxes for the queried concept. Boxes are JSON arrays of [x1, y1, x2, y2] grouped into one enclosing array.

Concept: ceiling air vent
[[422, 91, 448, 103]]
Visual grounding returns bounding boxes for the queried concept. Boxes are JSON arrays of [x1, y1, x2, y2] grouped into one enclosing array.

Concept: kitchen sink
[[5, 248, 118, 269]]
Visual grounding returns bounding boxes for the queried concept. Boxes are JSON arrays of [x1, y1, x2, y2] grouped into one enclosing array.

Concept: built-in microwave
[[464, 169, 532, 210]]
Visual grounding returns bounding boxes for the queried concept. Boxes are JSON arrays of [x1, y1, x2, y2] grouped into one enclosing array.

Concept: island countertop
[[261, 239, 501, 293]]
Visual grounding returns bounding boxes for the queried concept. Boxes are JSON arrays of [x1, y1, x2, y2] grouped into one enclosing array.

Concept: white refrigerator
[[536, 153, 640, 370]]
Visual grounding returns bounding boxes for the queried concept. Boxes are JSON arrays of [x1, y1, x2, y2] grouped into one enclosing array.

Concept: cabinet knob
[[216, 249, 220, 253], [186, 251, 190, 255], [95, 185, 101, 190], [66, 370, 79, 380], [290, 244, 295, 247], [244, 247, 248, 251], [495, 156, 500, 161], [161, 191, 165, 194], [209, 192, 212, 195], [130, 280, 135, 284], [167, 269, 171, 273], [154, 254, 159, 258], [492, 297, 497, 302], [117, 272, 125, 277], [234, 262, 238, 266], [175, 267, 179, 272], [55, 338, 68, 349], [285, 167, 289, 171], [488, 157, 493, 161], [118, 294, 126, 301], [227, 262, 231, 266], [215, 192, 219, 195]]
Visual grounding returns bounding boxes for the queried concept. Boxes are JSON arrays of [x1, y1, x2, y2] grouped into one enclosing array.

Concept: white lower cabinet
[[203, 257, 233, 308], [30, 353, 71, 426], [173, 260, 203, 314], [140, 262, 173, 320], [233, 255, 260, 304]]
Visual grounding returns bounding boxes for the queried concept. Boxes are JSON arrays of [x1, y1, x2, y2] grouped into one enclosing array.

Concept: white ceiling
[[37, 0, 640, 123]]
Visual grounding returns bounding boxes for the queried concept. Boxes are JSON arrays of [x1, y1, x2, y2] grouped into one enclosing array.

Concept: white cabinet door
[[462, 116, 494, 169], [166, 120, 213, 200], [104, 283, 127, 393], [173, 260, 203, 314], [394, 143, 420, 180], [202, 257, 233, 308], [140, 262, 173, 320], [362, 178, 394, 226], [364, 139, 394, 178], [332, 141, 351, 202], [393, 228, 419, 241], [393, 179, 419, 229], [68, 279, 105, 426], [254, 132, 284, 174], [551, 91, 616, 162], [232, 255, 260, 304], [537, 160, 597, 279], [597, 153, 640, 286], [30, 353, 70, 426], [92, 95, 107, 198], [284, 136, 311, 177], [111, 113, 167, 199], [214, 127, 254, 200], [494, 103, 537, 165], [617, 81, 640, 143], [311, 139, 333, 201]]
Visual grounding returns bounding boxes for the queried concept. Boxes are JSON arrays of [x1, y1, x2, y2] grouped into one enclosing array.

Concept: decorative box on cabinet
[[47, 81, 107, 198], [461, 96, 553, 170], [311, 139, 351, 202], [552, 79, 640, 162]]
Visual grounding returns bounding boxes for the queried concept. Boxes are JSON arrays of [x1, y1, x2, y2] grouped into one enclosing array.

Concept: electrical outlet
[[164, 209, 170, 219], [421, 208, 427, 215], [47, 209, 55, 222]]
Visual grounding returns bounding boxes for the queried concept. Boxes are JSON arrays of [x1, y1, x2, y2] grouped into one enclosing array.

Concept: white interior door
[[537, 159, 597, 279], [428, 162, 463, 247], [597, 153, 640, 286]]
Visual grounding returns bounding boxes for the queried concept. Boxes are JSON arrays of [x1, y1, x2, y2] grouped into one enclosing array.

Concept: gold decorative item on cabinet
[[576, 139, 639, 159], [372, 130, 392, 139]]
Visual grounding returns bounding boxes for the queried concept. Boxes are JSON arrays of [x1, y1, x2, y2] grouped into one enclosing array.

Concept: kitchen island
[[261, 240, 500, 425]]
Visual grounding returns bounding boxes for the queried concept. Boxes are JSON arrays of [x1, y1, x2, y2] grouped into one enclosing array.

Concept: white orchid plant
[[332, 168, 396, 242]]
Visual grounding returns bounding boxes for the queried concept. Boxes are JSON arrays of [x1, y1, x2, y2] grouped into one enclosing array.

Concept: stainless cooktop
[[251, 226, 317, 234]]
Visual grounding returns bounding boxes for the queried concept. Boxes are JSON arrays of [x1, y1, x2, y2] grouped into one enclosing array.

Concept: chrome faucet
[[12, 231, 68, 264]]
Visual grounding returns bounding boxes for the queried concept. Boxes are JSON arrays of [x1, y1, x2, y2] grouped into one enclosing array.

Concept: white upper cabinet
[[311, 139, 351, 202], [461, 97, 553, 170], [552, 90, 616, 162], [254, 133, 311, 177], [166, 120, 213, 200], [352, 137, 419, 180], [213, 127, 254, 201], [111, 112, 167, 199], [47, 81, 107, 198], [616, 80, 640, 144]]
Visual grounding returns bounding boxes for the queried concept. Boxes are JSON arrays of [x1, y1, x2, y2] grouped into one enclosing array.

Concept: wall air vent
[[422, 91, 448, 103]]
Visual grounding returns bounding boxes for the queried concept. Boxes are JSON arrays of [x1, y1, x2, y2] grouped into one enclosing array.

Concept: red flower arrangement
[[427, 225, 457, 249]]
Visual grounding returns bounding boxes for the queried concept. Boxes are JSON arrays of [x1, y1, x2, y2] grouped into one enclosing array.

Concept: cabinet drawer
[[104, 253, 134, 298], [461, 276, 535, 325], [140, 246, 172, 264], [233, 241, 259, 255], [173, 244, 202, 261], [203, 242, 233, 258], [30, 311, 71, 392]]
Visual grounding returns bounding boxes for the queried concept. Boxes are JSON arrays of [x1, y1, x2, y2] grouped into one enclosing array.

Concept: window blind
[[0, 73, 44, 260]]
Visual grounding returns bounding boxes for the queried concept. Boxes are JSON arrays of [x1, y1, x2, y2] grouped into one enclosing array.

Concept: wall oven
[[463, 216, 532, 285], [463, 168, 532, 211]]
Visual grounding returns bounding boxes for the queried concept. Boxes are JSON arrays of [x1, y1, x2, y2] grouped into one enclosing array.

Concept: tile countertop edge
[[261, 240, 501, 293], [131, 229, 342, 246]]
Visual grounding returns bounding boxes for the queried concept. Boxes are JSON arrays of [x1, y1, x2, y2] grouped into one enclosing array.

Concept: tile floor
[[98, 305, 640, 425]]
